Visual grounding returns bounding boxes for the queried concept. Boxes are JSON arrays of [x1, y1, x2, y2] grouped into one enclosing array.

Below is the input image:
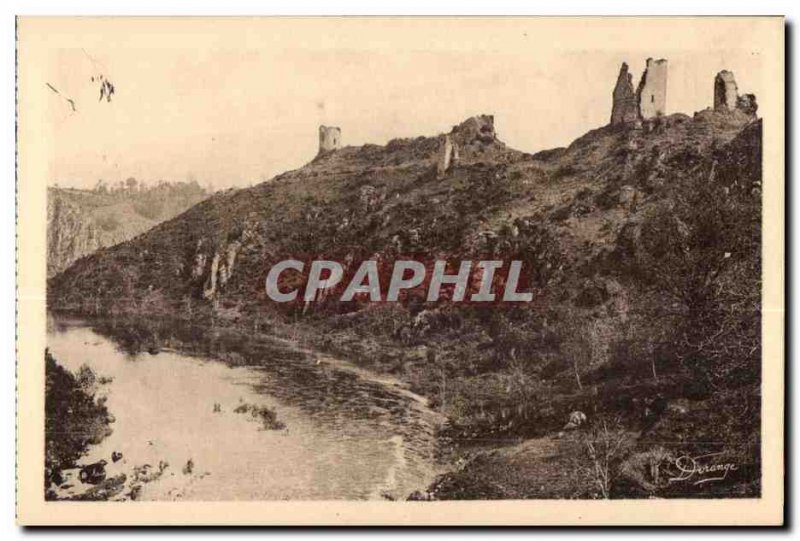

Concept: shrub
[[45, 350, 112, 494]]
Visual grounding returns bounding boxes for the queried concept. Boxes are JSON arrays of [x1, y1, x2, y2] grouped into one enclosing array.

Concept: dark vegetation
[[49, 112, 762, 498], [44, 349, 113, 499], [233, 402, 286, 431]]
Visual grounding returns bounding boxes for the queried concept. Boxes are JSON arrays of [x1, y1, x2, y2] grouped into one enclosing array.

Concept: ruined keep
[[636, 58, 668, 119], [318, 125, 341, 154], [713, 70, 757, 116], [714, 71, 739, 112], [610, 62, 639, 125], [610, 58, 668, 125]]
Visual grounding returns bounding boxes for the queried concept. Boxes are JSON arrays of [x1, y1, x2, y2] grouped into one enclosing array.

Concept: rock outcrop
[[736, 93, 758, 117], [47, 185, 208, 277], [196, 224, 253, 299], [451, 115, 496, 146], [47, 191, 103, 278]]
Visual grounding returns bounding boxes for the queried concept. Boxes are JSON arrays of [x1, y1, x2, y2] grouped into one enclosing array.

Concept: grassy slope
[[48, 111, 762, 498]]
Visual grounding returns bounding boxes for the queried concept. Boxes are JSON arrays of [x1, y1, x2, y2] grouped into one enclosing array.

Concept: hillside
[[47, 182, 208, 277], [48, 109, 762, 498]]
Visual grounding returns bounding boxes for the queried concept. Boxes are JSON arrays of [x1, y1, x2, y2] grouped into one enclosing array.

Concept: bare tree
[[582, 417, 630, 499]]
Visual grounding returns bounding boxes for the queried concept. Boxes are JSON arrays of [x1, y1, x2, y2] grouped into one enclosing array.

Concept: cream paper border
[[16, 16, 784, 526]]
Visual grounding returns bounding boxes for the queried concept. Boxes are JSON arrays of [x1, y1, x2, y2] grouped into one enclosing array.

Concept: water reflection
[[46, 315, 440, 501]]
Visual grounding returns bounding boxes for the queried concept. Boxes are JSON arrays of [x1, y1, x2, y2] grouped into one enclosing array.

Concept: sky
[[39, 18, 769, 190]]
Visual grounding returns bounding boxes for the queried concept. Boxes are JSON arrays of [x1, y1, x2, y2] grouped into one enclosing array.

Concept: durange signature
[[668, 452, 738, 485]]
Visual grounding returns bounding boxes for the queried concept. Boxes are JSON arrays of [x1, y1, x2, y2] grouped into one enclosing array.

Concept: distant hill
[[49, 110, 762, 498], [47, 181, 208, 277]]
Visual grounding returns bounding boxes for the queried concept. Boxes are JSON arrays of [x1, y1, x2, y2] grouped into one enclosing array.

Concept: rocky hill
[[47, 183, 208, 277], [48, 106, 762, 498]]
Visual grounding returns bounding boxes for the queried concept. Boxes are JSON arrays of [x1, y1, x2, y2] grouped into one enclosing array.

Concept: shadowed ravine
[[46, 314, 444, 501]]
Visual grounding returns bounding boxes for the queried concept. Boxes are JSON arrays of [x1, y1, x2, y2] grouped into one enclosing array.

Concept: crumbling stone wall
[[452, 115, 496, 146], [636, 58, 668, 119], [318, 125, 341, 154], [712, 71, 758, 117], [714, 71, 739, 112], [436, 134, 457, 178], [610, 63, 639, 125]]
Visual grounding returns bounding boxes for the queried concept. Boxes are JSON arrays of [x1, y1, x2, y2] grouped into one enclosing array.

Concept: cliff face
[[46, 186, 208, 277], [47, 190, 102, 278]]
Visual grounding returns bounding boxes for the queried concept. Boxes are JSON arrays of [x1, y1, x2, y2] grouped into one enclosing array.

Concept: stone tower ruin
[[318, 125, 341, 154], [636, 58, 668, 119], [714, 70, 739, 112], [610, 58, 668, 125], [712, 70, 758, 117], [714, 70, 739, 113], [610, 62, 639, 125]]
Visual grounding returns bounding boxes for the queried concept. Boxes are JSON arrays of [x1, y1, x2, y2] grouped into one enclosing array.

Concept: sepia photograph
[[15, 15, 784, 525]]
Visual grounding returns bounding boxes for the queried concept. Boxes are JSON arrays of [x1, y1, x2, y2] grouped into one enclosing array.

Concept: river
[[46, 316, 442, 501]]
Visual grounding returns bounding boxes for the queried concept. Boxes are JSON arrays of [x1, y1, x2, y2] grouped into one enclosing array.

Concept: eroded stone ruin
[[433, 115, 495, 178], [611, 59, 757, 125], [318, 125, 341, 154], [636, 58, 668, 119], [610, 62, 639, 125], [453, 115, 497, 145], [714, 70, 739, 112], [714, 70, 758, 116], [611, 58, 667, 124], [437, 134, 456, 179], [610, 58, 667, 125]]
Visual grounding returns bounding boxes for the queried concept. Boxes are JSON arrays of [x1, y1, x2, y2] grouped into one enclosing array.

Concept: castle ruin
[[318, 125, 341, 154], [433, 115, 494, 178], [610, 62, 639, 125], [636, 58, 668, 119], [611, 60, 758, 126], [713, 70, 758, 116], [714, 70, 739, 112], [610, 58, 667, 125]]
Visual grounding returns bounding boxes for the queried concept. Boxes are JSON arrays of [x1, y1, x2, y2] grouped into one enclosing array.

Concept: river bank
[[46, 314, 447, 501], [47, 310, 557, 501]]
